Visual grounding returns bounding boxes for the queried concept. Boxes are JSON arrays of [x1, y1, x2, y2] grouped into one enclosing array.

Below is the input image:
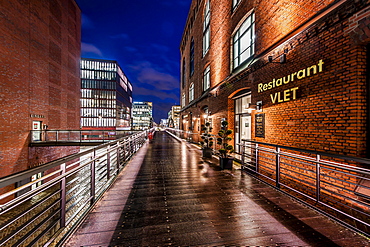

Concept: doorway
[[32, 121, 42, 141], [234, 91, 251, 153]]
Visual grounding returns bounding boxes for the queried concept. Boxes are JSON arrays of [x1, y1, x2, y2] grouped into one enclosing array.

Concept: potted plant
[[216, 120, 234, 169], [200, 122, 214, 158]]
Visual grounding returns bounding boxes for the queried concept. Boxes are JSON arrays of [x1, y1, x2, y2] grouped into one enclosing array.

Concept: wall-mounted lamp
[[256, 101, 263, 111], [268, 54, 286, 64], [247, 101, 263, 112], [247, 103, 256, 110]]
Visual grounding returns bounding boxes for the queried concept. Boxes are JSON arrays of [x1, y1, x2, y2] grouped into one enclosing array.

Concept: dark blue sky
[[75, 0, 191, 123]]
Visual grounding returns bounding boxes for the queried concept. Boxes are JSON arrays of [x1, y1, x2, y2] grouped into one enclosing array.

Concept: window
[[203, 0, 210, 55], [182, 59, 186, 89], [232, 0, 240, 10], [190, 38, 194, 76], [233, 12, 255, 70], [189, 83, 194, 102], [203, 66, 210, 91], [182, 93, 186, 107]]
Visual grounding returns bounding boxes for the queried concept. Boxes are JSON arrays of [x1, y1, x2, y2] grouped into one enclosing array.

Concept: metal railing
[[239, 139, 370, 237], [0, 130, 149, 246], [30, 129, 140, 145]]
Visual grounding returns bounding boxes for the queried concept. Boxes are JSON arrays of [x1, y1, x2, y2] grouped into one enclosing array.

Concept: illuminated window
[[203, 66, 210, 91], [190, 38, 194, 76], [232, 0, 240, 10], [233, 12, 255, 70], [182, 93, 186, 107], [189, 83, 194, 102], [203, 0, 210, 55]]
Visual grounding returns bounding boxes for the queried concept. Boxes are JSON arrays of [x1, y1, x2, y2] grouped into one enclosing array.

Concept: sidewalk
[[64, 131, 369, 246]]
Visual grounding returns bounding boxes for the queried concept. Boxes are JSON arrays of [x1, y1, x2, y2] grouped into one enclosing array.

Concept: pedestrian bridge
[[0, 131, 369, 246]]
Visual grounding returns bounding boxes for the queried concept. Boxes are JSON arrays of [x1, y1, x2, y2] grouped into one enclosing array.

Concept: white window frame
[[189, 83, 194, 102], [232, 0, 240, 10], [203, 66, 210, 91], [182, 93, 186, 107], [203, 0, 210, 55], [232, 12, 255, 70]]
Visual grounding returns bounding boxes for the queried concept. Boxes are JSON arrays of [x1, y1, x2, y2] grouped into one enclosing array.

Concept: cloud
[[110, 33, 130, 40], [151, 44, 170, 53], [124, 46, 138, 53], [81, 14, 94, 29], [130, 62, 179, 91], [81, 43, 103, 57], [133, 86, 178, 101]]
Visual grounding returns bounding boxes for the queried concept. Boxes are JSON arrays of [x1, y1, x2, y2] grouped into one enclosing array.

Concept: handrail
[[0, 130, 150, 246], [241, 139, 370, 164], [30, 129, 142, 145], [239, 139, 370, 237]]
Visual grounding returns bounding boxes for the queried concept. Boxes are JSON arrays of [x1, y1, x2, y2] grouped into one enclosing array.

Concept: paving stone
[[64, 131, 370, 246]]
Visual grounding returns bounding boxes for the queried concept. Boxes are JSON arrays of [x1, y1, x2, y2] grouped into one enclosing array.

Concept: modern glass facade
[[80, 58, 132, 130], [132, 102, 153, 130]]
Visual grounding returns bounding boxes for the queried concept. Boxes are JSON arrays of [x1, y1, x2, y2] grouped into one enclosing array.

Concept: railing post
[[241, 140, 245, 169], [116, 141, 121, 173], [276, 146, 280, 188], [316, 154, 321, 202], [60, 163, 66, 228], [255, 143, 259, 173], [90, 150, 96, 205], [107, 145, 111, 180]]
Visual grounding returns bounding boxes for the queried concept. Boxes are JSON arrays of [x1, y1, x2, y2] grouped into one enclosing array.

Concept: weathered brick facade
[[180, 0, 370, 158], [0, 0, 81, 179]]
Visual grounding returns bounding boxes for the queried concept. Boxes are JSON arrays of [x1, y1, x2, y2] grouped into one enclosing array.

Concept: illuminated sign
[[30, 114, 45, 118], [255, 113, 265, 138], [258, 59, 324, 104]]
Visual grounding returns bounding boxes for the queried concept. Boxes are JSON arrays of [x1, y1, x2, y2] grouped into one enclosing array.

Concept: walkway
[[64, 131, 369, 246]]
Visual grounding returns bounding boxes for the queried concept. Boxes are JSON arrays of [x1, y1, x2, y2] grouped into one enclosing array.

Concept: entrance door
[[235, 114, 251, 153], [32, 121, 42, 141], [240, 115, 251, 141]]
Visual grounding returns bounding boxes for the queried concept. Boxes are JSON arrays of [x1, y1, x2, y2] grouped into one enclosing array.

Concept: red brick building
[[0, 0, 81, 179], [180, 0, 370, 158]]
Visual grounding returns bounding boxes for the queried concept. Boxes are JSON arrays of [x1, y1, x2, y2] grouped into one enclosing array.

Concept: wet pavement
[[65, 131, 370, 246]]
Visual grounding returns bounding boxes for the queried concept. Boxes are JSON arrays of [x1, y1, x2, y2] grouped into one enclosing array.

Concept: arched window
[[232, 12, 255, 70]]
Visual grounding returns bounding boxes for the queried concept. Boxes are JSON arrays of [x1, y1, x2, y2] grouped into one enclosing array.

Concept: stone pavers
[[64, 131, 370, 246]]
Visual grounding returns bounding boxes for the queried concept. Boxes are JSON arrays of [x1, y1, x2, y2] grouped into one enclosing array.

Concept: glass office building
[[132, 102, 153, 130], [80, 58, 132, 130]]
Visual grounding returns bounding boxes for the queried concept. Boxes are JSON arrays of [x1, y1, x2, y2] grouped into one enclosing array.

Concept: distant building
[[160, 119, 168, 127], [168, 105, 181, 129], [0, 0, 81, 179], [132, 102, 153, 130], [80, 58, 133, 130]]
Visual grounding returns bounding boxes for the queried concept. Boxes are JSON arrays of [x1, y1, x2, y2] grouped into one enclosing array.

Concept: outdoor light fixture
[[268, 54, 286, 64], [247, 103, 256, 110], [256, 101, 263, 111]]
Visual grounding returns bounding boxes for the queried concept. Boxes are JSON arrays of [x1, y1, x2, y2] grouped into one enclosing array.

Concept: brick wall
[[180, 0, 369, 157], [0, 0, 81, 178]]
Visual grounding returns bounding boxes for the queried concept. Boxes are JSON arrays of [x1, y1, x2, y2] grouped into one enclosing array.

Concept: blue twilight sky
[[75, 0, 192, 123]]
